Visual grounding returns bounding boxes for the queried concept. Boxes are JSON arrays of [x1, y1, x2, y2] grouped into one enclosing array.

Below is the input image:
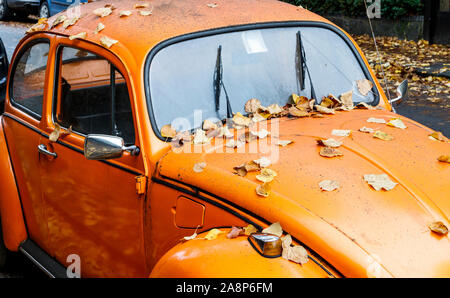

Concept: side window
[[54, 47, 135, 145], [11, 40, 49, 118]]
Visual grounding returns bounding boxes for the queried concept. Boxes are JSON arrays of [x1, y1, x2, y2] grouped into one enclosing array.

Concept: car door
[[38, 41, 147, 277], [2, 37, 52, 252]]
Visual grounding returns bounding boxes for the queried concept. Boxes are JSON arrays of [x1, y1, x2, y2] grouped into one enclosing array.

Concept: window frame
[[9, 38, 51, 120], [52, 44, 137, 145]]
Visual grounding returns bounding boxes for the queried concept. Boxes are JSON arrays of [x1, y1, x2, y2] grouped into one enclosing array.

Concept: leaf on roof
[[250, 129, 270, 139], [320, 94, 341, 109], [119, 10, 132, 17], [437, 155, 450, 163], [314, 105, 335, 114], [99, 36, 118, 48], [160, 124, 177, 138], [51, 15, 67, 28], [262, 222, 283, 237], [331, 129, 351, 137], [256, 168, 277, 183], [256, 182, 271, 197], [355, 102, 374, 109], [193, 129, 211, 145], [202, 119, 218, 131], [428, 221, 448, 235], [206, 3, 219, 8], [363, 174, 397, 191], [69, 32, 87, 40], [356, 79, 373, 96], [339, 90, 354, 109], [193, 162, 206, 173], [139, 10, 152, 16], [373, 130, 394, 141], [26, 23, 46, 33], [233, 160, 260, 177], [387, 118, 407, 129], [93, 22, 105, 34], [265, 104, 284, 116], [276, 140, 293, 147], [428, 131, 446, 142], [134, 3, 150, 8], [232, 112, 252, 127], [281, 234, 309, 265], [288, 106, 310, 117], [367, 117, 386, 124], [317, 138, 342, 148], [62, 16, 80, 29], [319, 147, 343, 158], [253, 157, 271, 168], [226, 139, 244, 148], [319, 179, 340, 191], [93, 7, 113, 17], [359, 126, 374, 133]]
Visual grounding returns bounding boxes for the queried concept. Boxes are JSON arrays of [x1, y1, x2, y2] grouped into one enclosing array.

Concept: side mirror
[[84, 134, 139, 160], [389, 79, 408, 105]]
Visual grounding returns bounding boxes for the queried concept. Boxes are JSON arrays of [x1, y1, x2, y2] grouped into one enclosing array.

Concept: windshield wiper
[[213, 45, 233, 119], [296, 31, 317, 102]]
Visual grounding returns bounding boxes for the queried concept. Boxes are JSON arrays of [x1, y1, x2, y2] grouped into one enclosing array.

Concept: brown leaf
[[339, 90, 353, 109], [320, 94, 341, 109], [314, 105, 335, 114], [288, 106, 310, 117], [429, 131, 446, 142], [50, 15, 67, 28], [317, 138, 342, 148], [244, 98, 262, 114], [160, 124, 177, 138], [134, 3, 149, 8], [243, 224, 258, 235], [227, 227, 244, 239], [356, 79, 373, 96], [355, 102, 374, 110], [49, 123, 61, 142], [359, 126, 374, 133], [437, 155, 450, 163], [319, 147, 343, 158], [281, 234, 309, 265], [428, 221, 448, 235]]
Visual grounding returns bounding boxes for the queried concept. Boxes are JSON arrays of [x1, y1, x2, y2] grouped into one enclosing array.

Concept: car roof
[[43, 0, 332, 64]]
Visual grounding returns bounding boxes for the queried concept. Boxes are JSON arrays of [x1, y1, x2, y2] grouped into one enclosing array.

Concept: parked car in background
[[38, 0, 87, 19], [0, 0, 39, 19]]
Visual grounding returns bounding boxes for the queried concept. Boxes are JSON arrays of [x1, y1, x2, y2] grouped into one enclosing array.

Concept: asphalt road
[[0, 18, 448, 278]]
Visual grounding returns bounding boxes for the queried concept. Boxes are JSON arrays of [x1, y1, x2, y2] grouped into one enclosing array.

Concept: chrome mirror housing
[[389, 79, 408, 105], [84, 134, 125, 160]]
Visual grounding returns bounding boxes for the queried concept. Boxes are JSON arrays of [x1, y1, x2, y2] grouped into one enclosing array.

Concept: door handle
[[38, 144, 57, 158]]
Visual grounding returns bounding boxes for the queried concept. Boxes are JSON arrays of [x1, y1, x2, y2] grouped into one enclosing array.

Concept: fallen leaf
[[266, 104, 283, 115], [99, 36, 118, 48], [357, 79, 373, 96], [367, 117, 386, 124], [276, 140, 293, 147], [281, 234, 309, 265], [69, 32, 87, 40], [255, 183, 271, 197], [63, 16, 80, 29], [243, 224, 258, 235], [93, 7, 112, 17], [319, 147, 343, 158], [255, 168, 277, 183], [320, 94, 341, 109], [183, 232, 197, 241], [319, 179, 340, 191], [289, 106, 310, 117], [193, 129, 211, 145], [340, 90, 354, 108], [204, 228, 223, 240], [51, 15, 67, 28], [171, 131, 191, 147], [253, 157, 271, 168], [355, 102, 374, 109], [359, 126, 374, 133], [428, 221, 448, 235], [202, 119, 218, 131], [119, 10, 132, 17], [139, 10, 152, 16], [226, 139, 244, 148], [206, 3, 218, 8], [250, 129, 270, 139], [314, 105, 335, 114], [93, 22, 105, 34], [233, 161, 260, 177], [262, 222, 283, 237], [437, 155, 450, 163], [251, 113, 266, 123], [317, 138, 342, 148], [232, 112, 252, 127], [160, 124, 176, 138], [134, 3, 149, 8], [331, 129, 351, 137], [363, 174, 397, 191], [26, 23, 46, 33], [244, 98, 262, 114], [227, 227, 243, 239], [373, 130, 394, 141], [429, 131, 446, 142], [387, 118, 407, 129], [217, 125, 234, 139], [49, 123, 61, 142], [193, 162, 206, 173]]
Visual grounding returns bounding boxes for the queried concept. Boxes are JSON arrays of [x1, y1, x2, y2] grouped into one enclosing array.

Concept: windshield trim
[[144, 21, 380, 141]]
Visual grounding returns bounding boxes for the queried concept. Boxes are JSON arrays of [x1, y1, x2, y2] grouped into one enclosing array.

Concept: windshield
[[147, 26, 377, 133]]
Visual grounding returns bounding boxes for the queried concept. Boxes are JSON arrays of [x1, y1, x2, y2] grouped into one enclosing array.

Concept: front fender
[[150, 230, 332, 278], [0, 116, 27, 251]]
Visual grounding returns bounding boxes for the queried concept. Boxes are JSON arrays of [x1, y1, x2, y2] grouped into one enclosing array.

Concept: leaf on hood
[[428, 131, 446, 142], [134, 3, 150, 8], [262, 222, 283, 237], [204, 228, 223, 240], [93, 7, 112, 17], [227, 226, 244, 239], [288, 106, 310, 117], [244, 98, 262, 114], [373, 130, 394, 141], [387, 118, 407, 129], [238, 131, 257, 143], [310, 112, 324, 118], [243, 224, 258, 235], [281, 234, 309, 265], [206, 3, 218, 8], [428, 221, 448, 235], [51, 14, 67, 28], [319, 147, 343, 158], [193, 162, 206, 173], [367, 117, 386, 124], [202, 119, 218, 131], [359, 126, 374, 133], [226, 139, 244, 148], [119, 10, 132, 17], [339, 90, 354, 109], [331, 129, 351, 137], [356, 79, 373, 96], [319, 179, 340, 191], [93, 22, 105, 34], [317, 138, 342, 148], [314, 105, 335, 114], [355, 102, 374, 110], [320, 94, 341, 109], [99, 36, 118, 48], [265, 104, 283, 115], [233, 161, 260, 177], [291, 94, 312, 111], [250, 129, 270, 139], [160, 124, 177, 138], [437, 155, 450, 163], [276, 140, 293, 147], [256, 168, 277, 183], [232, 112, 252, 127], [256, 182, 271, 197], [139, 10, 152, 16], [49, 123, 61, 142], [363, 174, 397, 191], [171, 131, 191, 147], [182, 226, 200, 241], [69, 32, 87, 40], [253, 157, 271, 168], [193, 129, 211, 145], [251, 112, 267, 123]]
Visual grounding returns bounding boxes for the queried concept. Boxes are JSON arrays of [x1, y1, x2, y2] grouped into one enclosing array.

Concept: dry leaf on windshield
[[51, 14, 67, 28], [356, 79, 373, 96], [204, 228, 223, 240], [319, 180, 340, 191], [93, 22, 105, 34], [253, 157, 271, 168], [359, 126, 374, 133], [437, 155, 450, 163], [119, 10, 132, 17], [340, 90, 353, 109], [276, 140, 293, 147], [245, 98, 262, 114], [364, 174, 397, 191], [387, 118, 407, 129], [193, 162, 206, 173], [99, 36, 118, 48], [262, 222, 283, 237], [331, 129, 351, 137], [227, 227, 244, 239], [289, 106, 310, 117], [256, 182, 271, 197], [193, 129, 211, 145], [314, 105, 335, 115], [319, 147, 343, 158], [93, 7, 112, 17], [232, 112, 252, 127], [139, 10, 152, 16], [367, 117, 386, 124], [373, 130, 394, 141], [281, 234, 309, 265], [428, 131, 446, 142], [171, 131, 191, 148], [69, 32, 87, 40], [243, 224, 258, 235], [160, 124, 176, 138], [317, 138, 342, 148], [256, 168, 277, 183], [49, 123, 61, 142], [428, 221, 448, 235]]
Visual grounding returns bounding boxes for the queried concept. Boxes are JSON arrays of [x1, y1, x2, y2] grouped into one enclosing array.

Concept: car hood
[[156, 109, 450, 277]]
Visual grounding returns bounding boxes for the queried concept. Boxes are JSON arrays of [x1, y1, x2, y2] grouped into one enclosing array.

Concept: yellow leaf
[[437, 155, 450, 163], [134, 3, 149, 8], [255, 168, 277, 183], [193, 162, 206, 173], [387, 118, 407, 129], [99, 36, 118, 48], [373, 130, 394, 141], [243, 224, 258, 235], [160, 124, 177, 138], [69, 32, 87, 40], [204, 228, 223, 240], [255, 182, 271, 197], [51, 15, 67, 28], [262, 222, 283, 237], [62, 16, 80, 29], [429, 131, 446, 142], [428, 221, 448, 235], [93, 22, 105, 34], [226, 227, 243, 239]]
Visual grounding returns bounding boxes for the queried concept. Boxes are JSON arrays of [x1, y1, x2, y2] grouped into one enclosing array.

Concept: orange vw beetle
[[0, 0, 448, 278]]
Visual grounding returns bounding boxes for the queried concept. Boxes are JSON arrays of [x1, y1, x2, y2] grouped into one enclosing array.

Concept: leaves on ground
[[363, 174, 397, 191], [262, 222, 283, 237]]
